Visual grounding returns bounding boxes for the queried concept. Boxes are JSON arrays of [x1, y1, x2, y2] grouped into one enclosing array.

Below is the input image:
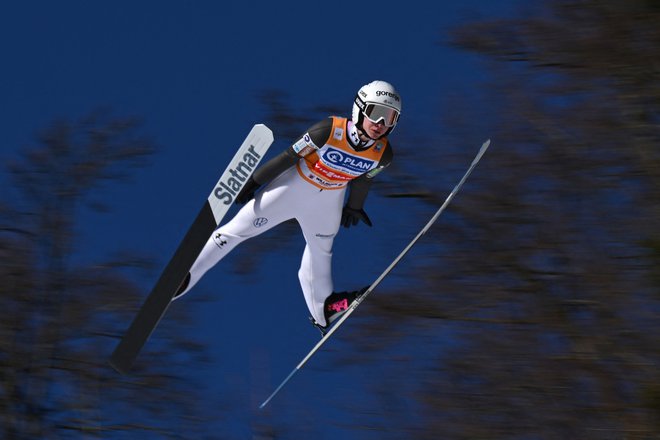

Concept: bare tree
[[1, 110, 216, 439], [309, 1, 660, 439]]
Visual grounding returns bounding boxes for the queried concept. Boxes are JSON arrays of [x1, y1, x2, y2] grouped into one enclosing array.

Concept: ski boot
[[309, 286, 368, 336]]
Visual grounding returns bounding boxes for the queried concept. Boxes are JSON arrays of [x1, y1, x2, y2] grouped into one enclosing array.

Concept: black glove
[[341, 206, 372, 228], [235, 177, 261, 204]]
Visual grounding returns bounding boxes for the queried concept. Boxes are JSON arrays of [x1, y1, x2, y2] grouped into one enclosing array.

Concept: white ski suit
[[176, 116, 393, 326]]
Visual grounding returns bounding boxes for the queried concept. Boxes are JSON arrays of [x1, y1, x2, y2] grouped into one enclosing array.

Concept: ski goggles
[[363, 103, 400, 127]]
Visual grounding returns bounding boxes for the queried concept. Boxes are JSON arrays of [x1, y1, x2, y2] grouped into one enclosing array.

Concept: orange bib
[[296, 117, 388, 190]]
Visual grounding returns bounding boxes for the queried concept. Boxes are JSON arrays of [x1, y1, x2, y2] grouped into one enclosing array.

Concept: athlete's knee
[[210, 229, 249, 251]]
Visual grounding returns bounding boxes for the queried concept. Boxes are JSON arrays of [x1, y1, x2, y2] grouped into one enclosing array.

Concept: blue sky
[[1, 1, 516, 437]]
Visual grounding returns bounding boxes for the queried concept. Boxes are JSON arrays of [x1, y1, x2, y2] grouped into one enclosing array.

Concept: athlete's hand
[[235, 177, 261, 204], [341, 206, 372, 228]]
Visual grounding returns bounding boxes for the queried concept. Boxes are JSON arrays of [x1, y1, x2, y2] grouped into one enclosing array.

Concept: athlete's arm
[[345, 143, 393, 210], [235, 119, 333, 204], [251, 118, 332, 184]]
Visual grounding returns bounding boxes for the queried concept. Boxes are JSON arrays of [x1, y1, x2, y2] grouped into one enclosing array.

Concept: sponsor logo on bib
[[322, 148, 375, 174]]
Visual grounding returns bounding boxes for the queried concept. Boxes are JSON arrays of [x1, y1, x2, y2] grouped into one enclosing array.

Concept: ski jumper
[[177, 116, 393, 326]]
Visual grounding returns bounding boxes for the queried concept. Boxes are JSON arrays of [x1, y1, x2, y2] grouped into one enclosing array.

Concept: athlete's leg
[[297, 190, 344, 326], [174, 180, 292, 299]]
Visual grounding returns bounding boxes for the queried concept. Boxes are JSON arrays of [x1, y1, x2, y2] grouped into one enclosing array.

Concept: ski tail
[[110, 124, 273, 374], [109, 203, 217, 374], [259, 138, 491, 408]]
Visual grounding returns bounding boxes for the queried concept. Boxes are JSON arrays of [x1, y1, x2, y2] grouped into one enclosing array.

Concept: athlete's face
[[361, 117, 388, 139]]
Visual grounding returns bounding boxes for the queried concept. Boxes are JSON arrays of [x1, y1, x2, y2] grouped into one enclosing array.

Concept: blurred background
[[1, 1, 659, 439]]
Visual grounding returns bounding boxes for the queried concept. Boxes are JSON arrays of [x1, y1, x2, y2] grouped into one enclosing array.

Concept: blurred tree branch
[[0, 110, 216, 439], [316, 1, 660, 438]]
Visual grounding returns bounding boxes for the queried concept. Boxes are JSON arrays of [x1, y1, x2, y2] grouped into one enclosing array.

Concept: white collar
[[347, 120, 375, 150]]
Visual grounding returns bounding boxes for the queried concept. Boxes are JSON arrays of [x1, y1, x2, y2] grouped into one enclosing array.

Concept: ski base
[[110, 124, 273, 374], [259, 139, 491, 409]]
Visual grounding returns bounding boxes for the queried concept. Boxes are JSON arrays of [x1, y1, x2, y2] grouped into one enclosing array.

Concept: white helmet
[[352, 80, 402, 139]]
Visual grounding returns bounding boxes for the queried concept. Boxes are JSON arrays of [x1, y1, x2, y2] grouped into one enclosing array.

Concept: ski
[[259, 139, 490, 409], [110, 124, 274, 374]]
